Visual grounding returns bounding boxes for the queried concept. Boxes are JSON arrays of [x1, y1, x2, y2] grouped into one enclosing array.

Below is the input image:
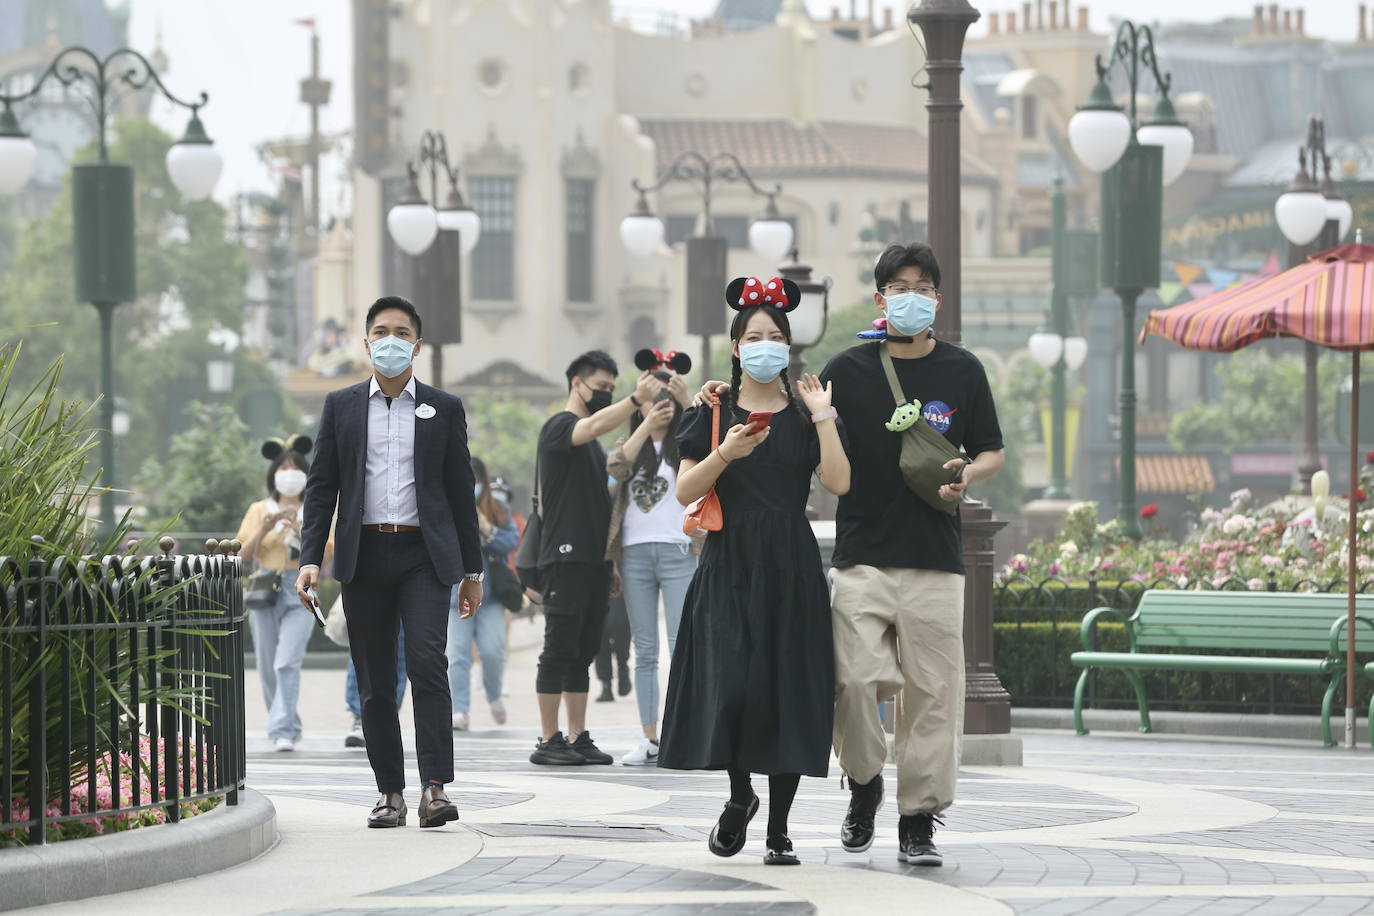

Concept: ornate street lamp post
[[620, 151, 792, 380], [1029, 178, 1090, 500], [1274, 115, 1353, 494], [385, 130, 481, 391], [777, 247, 830, 379], [0, 47, 222, 540], [1067, 20, 1192, 539]]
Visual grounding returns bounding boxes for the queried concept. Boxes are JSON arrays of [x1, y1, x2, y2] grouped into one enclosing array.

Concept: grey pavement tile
[[1121, 818, 1374, 860]]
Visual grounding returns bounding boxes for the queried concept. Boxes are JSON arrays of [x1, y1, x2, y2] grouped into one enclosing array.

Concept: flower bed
[[2, 736, 219, 847]]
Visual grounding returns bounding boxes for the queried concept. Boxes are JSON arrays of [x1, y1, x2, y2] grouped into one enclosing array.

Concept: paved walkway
[[25, 633, 1374, 915]]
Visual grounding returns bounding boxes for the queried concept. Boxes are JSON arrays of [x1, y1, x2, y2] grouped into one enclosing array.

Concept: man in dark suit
[[298, 295, 484, 829]]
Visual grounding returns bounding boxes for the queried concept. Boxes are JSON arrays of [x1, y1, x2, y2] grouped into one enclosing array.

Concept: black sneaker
[[840, 774, 884, 853], [529, 731, 588, 766], [595, 681, 615, 702], [898, 813, 944, 866], [570, 731, 614, 765], [617, 659, 632, 696]]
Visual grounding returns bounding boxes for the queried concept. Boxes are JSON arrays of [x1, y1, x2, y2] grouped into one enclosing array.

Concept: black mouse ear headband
[[261, 434, 315, 461], [634, 348, 694, 375], [725, 276, 801, 313]]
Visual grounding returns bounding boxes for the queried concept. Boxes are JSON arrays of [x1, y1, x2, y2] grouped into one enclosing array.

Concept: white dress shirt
[[362, 376, 421, 526]]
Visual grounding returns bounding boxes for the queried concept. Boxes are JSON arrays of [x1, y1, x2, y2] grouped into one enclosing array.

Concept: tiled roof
[[637, 119, 995, 180]]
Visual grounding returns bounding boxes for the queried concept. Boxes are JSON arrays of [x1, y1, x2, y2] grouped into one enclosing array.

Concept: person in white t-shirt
[[606, 368, 699, 765]]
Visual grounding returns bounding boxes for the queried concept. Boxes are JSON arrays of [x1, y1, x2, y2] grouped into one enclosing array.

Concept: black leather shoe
[[764, 834, 800, 865], [418, 786, 459, 828], [617, 660, 632, 696], [367, 792, 406, 828], [708, 794, 759, 858], [840, 774, 884, 853], [596, 681, 614, 702], [571, 730, 614, 765]]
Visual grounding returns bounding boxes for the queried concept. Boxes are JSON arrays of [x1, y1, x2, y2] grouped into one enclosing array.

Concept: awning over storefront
[[1115, 454, 1216, 494]]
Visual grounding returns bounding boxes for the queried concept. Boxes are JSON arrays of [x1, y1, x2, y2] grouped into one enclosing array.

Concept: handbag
[[683, 399, 725, 537], [324, 594, 349, 647], [879, 346, 963, 516], [514, 453, 547, 594], [486, 547, 525, 612], [243, 566, 282, 611]]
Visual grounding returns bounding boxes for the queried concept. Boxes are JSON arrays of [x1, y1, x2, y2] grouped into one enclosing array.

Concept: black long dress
[[657, 401, 837, 778]]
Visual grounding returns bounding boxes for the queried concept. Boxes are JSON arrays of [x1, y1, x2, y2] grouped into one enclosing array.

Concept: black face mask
[[582, 386, 613, 415]]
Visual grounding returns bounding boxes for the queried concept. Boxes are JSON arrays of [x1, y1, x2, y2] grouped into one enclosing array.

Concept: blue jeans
[[250, 569, 312, 741], [345, 626, 407, 717], [446, 599, 506, 715], [620, 541, 697, 727]]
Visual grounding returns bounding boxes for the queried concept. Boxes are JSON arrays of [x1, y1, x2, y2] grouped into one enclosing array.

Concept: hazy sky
[[124, 0, 1360, 205]]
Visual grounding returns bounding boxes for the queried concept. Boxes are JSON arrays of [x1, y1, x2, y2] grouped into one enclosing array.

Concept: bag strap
[[531, 449, 542, 514], [711, 398, 721, 450], [878, 346, 909, 407]]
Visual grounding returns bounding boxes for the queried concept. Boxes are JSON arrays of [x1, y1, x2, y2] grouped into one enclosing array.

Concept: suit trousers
[[830, 565, 965, 816], [341, 529, 454, 792]]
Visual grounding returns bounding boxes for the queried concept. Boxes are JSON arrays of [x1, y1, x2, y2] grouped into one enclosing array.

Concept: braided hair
[[725, 305, 801, 427]]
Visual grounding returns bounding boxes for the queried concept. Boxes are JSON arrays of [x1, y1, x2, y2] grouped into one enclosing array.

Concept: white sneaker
[[274, 737, 295, 752], [620, 737, 659, 766], [489, 699, 507, 725], [452, 712, 469, 731]]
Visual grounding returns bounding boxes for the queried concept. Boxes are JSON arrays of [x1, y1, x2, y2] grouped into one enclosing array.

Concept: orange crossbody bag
[[682, 399, 724, 537]]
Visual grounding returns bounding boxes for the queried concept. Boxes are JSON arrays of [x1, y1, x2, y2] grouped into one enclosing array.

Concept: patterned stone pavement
[[28, 723, 1374, 916]]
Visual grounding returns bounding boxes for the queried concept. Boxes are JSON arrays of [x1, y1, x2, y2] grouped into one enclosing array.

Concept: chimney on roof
[[1361, 4, 1368, 42], [1268, 4, 1279, 34], [1077, 6, 1088, 30], [1023, 2, 1032, 32], [1050, 1, 1058, 29], [1007, 10, 1017, 31], [883, 7, 893, 30], [1282, 9, 1292, 33], [1252, 4, 1265, 35], [1037, 0, 1045, 29], [988, 10, 1000, 33], [1296, 8, 1304, 34]]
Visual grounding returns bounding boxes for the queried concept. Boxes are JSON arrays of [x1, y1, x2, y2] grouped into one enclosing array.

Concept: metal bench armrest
[[1080, 606, 1137, 653], [1327, 613, 1374, 659]]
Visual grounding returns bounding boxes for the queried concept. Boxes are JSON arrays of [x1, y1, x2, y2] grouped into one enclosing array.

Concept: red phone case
[[746, 411, 773, 433]]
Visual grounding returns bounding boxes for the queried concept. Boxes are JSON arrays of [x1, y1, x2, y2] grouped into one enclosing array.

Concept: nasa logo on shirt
[[922, 400, 956, 434]]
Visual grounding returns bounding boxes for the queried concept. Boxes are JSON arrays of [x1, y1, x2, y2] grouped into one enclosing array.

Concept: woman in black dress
[[658, 276, 850, 865]]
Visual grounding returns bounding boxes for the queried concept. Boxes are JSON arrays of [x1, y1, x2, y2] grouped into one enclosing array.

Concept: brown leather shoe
[[418, 785, 459, 828], [368, 792, 406, 828]]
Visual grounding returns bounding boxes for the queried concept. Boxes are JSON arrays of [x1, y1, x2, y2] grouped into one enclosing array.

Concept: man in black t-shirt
[[529, 350, 662, 767], [821, 243, 1004, 866]]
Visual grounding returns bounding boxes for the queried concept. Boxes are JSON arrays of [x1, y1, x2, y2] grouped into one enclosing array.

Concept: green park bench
[[1367, 660, 1374, 747], [1071, 590, 1374, 747]]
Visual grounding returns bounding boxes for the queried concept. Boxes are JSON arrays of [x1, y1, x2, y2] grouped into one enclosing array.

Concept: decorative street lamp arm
[[415, 129, 461, 206], [1094, 21, 1173, 130], [630, 149, 783, 232], [0, 46, 209, 162]]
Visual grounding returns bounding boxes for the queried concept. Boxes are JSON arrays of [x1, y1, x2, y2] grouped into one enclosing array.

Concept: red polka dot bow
[[738, 277, 787, 308]]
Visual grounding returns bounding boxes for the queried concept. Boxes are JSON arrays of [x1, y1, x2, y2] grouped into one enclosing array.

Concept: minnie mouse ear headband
[[261, 434, 314, 461], [634, 348, 693, 375], [725, 276, 801, 313]]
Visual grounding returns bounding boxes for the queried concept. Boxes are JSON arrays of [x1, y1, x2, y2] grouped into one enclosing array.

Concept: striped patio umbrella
[[1142, 243, 1374, 749]]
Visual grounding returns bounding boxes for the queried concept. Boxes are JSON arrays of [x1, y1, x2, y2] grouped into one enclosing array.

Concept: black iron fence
[[1, 536, 246, 846], [995, 574, 1374, 715]]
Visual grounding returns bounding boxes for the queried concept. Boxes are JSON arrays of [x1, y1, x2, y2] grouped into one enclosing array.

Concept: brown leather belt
[[362, 523, 420, 533]]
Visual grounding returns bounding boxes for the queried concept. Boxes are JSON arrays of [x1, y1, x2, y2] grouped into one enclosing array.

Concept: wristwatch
[[464, 572, 484, 583]]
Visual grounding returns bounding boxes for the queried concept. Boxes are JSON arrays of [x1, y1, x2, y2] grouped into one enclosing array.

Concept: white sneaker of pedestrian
[[620, 737, 659, 766], [274, 737, 295, 752], [452, 712, 469, 731], [345, 714, 365, 748], [489, 699, 507, 725]]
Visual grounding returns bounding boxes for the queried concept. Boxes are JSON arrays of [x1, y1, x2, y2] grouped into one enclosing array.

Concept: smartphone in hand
[[745, 411, 773, 434], [305, 587, 325, 628]]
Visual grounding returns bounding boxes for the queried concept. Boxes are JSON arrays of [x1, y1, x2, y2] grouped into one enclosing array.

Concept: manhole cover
[[473, 822, 674, 841]]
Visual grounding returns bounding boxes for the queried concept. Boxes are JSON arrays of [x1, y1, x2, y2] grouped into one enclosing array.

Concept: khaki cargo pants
[[831, 565, 964, 816]]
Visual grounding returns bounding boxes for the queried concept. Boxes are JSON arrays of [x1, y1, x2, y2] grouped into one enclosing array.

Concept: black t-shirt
[[820, 340, 1003, 574], [536, 411, 611, 567]]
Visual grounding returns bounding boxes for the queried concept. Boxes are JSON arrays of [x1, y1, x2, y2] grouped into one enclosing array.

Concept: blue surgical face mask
[[739, 340, 791, 383], [369, 335, 414, 378], [884, 292, 938, 337]]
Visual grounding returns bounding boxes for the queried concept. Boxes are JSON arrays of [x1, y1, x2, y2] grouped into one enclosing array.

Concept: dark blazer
[[299, 379, 482, 585]]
